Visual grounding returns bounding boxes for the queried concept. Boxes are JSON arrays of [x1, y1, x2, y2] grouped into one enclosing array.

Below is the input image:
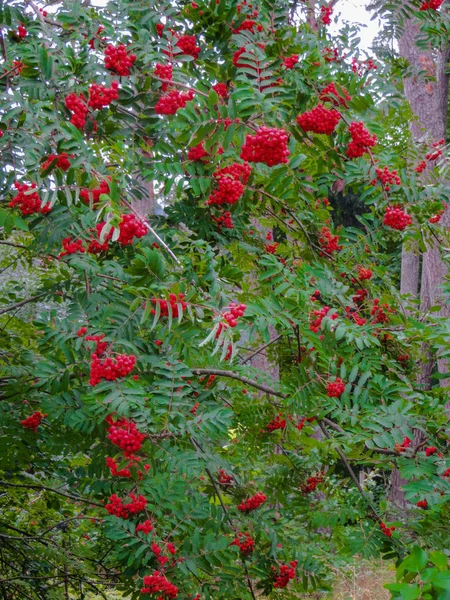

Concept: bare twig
[[0, 481, 103, 508], [191, 368, 288, 398]]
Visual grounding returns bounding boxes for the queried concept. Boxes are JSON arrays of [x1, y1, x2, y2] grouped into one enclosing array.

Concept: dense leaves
[[1, 0, 450, 599]]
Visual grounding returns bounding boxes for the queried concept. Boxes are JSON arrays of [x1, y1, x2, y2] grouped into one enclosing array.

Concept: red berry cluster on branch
[[65, 93, 89, 129], [300, 472, 324, 494], [104, 44, 136, 76], [85, 333, 108, 355], [154, 63, 173, 91], [417, 499, 428, 509], [318, 227, 342, 255], [297, 105, 341, 135], [106, 456, 132, 478], [212, 211, 234, 229], [80, 180, 111, 206], [326, 378, 345, 398], [346, 122, 377, 158], [383, 206, 412, 231], [208, 162, 252, 206], [187, 143, 208, 161], [266, 413, 287, 432], [380, 522, 395, 537], [42, 153, 71, 172], [351, 57, 377, 76], [117, 214, 148, 245], [221, 302, 247, 328], [58, 238, 85, 259], [217, 469, 233, 484], [345, 306, 366, 326], [230, 532, 255, 556], [175, 35, 201, 59], [283, 54, 298, 69], [320, 5, 333, 25], [357, 266, 372, 280], [105, 493, 147, 518], [21, 411, 47, 433], [420, 0, 443, 9], [141, 572, 178, 598], [88, 82, 119, 110], [310, 306, 338, 332], [17, 23, 27, 38], [296, 416, 316, 430], [87, 25, 105, 49], [136, 520, 154, 534], [370, 299, 392, 324], [151, 293, 187, 318], [155, 90, 195, 115], [89, 353, 136, 386], [107, 416, 145, 456], [212, 83, 228, 98], [425, 446, 437, 457], [394, 436, 412, 453], [237, 492, 267, 513], [240, 127, 290, 167], [371, 166, 401, 191], [9, 182, 51, 216], [272, 561, 297, 588], [320, 82, 351, 107]]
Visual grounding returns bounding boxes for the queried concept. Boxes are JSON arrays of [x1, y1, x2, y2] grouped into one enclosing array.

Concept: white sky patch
[[329, 0, 380, 52]]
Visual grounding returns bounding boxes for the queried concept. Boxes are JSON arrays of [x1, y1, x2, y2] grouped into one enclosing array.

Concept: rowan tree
[[1, 1, 450, 599]]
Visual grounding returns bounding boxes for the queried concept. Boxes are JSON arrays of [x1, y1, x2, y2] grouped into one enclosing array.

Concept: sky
[[329, 0, 380, 51]]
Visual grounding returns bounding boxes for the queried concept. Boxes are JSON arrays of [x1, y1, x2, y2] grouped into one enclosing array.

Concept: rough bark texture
[[398, 3, 450, 389]]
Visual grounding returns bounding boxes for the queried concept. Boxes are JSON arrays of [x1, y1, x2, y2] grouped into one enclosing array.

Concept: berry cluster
[[230, 532, 255, 556], [42, 153, 71, 172], [187, 143, 208, 161], [345, 306, 366, 326], [87, 25, 106, 49], [320, 5, 333, 24], [156, 23, 164, 36], [105, 493, 147, 518], [320, 82, 351, 107], [429, 202, 447, 223], [106, 456, 149, 479], [155, 90, 195, 115], [352, 288, 367, 305], [237, 492, 267, 513], [117, 214, 148, 245], [9, 182, 51, 216], [310, 306, 338, 332], [326, 378, 345, 398], [266, 413, 287, 432], [358, 266, 373, 280], [208, 162, 252, 206], [80, 180, 111, 206], [380, 522, 395, 537], [21, 411, 47, 433], [232, 19, 262, 33], [300, 473, 324, 494], [417, 499, 428, 509], [283, 54, 298, 69], [107, 416, 145, 456], [154, 63, 173, 91], [232, 43, 265, 69], [347, 122, 377, 158], [383, 206, 412, 231], [65, 93, 89, 129], [323, 47, 343, 63], [58, 238, 85, 259], [240, 127, 290, 167], [136, 520, 154, 534], [371, 166, 401, 191], [17, 23, 27, 38], [212, 83, 228, 98], [151, 293, 187, 318], [415, 160, 426, 174], [319, 227, 342, 255], [297, 104, 341, 135], [176, 35, 201, 59], [272, 561, 297, 588], [85, 333, 108, 355], [89, 353, 136, 386], [394, 436, 412, 453], [420, 0, 443, 9], [221, 302, 247, 328], [104, 44, 136, 76], [351, 57, 377, 76], [212, 211, 234, 229], [370, 299, 391, 324], [141, 572, 178, 598], [218, 469, 233, 484], [88, 82, 119, 110], [296, 416, 315, 430], [425, 446, 437, 457]]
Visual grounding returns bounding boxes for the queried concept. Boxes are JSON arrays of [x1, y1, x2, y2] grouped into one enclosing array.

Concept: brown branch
[[0, 481, 104, 508], [318, 421, 380, 520], [0, 292, 48, 316], [0, 241, 27, 249], [191, 368, 288, 398], [151, 75, 209, 98], [240, 334, 283, 364]]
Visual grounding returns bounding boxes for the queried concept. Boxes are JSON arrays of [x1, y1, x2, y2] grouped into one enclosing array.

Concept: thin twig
[[191, 368, 288, 398], [0, 481, 103, 508]]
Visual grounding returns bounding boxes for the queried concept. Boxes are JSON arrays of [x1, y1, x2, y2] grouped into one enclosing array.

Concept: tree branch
[[0, 292, 48, 316], [0, 481, 104, 508], [191, 368, 288, 398]]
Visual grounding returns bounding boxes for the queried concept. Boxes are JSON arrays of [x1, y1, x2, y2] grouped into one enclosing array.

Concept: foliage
[[0, 0, 449, 599]]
